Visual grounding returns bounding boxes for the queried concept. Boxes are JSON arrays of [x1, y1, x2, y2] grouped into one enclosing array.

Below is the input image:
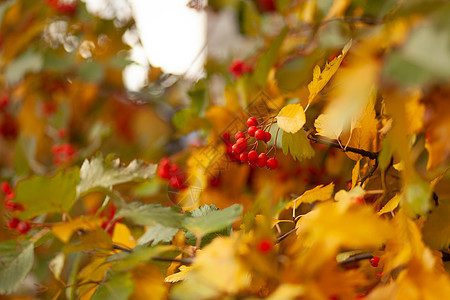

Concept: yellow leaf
[[351, 159, 361, 188], [378, 194, 401, 216], [77, 257, 114, 300], [276, 103, 306, 134], [112, 222, 137, 249], [131, 264, 167, 300], [171, 234, 251, 299], [405, 89, 425, 135], [296, 201, 392, 255], [324, 0, 351, 20], [314, 113, 342, 139], [307, 40, 352, 108], [165, 265, 193, 283], [422, 199, 450, 249], [52, 216, 104, 243], [266, 284, 306, 300], [335, 186, 365, 203], [286, 182, 335, 209]]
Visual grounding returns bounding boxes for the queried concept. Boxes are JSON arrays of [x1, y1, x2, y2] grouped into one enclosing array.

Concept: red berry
[[57, 128, 67, 139], [263, 131, 271, 142], [240, 152, 248, 163], [248, 150, 258, 162], [255, 129, 265, 140], [258, 153, 267, 160], [257, 157, 267, 168], [169, 164, 179, 175], [5, 200, 23, 211], [169, 175, 187, 190], [257, 237, 273, 253], [247, 126, 257, 137], [257, 0, 276, 12], [234, 131, 245, 141], [370, 256, 380, 267], [246, 117, 258, 127], [209, 176, 222, 187], [235, 138, 247, 147], [1, 182, 13, 195], [8, 217, 20, 229], [266, 158, 278, 169], [157, 159, 171, 179], [229, 60, 252, 79], [0, 94, 9, 110], [232, 144, 244, 154], [17, 221, 30, 234]]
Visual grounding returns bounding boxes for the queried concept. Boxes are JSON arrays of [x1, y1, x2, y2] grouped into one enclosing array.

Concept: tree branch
[[152, 256, 194, 265], [307, 131, 379, 160]]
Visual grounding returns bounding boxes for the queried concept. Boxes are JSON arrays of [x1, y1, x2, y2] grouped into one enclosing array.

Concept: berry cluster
[[2, 182, 23, 212], [52, 143, 77, 165], [0, 94, 18, 140], [229, 60, 252, 79], [157, 158, 187, 190], [45, 0, 77, 15], [2, 182, 30, 234], [230, 117, 279, 169]]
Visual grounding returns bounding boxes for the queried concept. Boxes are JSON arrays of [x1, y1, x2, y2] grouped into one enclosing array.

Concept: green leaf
[[238, 1, 261, 37], [182, 204, 243, 238], [282, 130, 315, 161], [184, 204, 232, 247], [0, 241, 34, 295], [137, 223, 179, 247], [77, 153, 156, 196], [188, 80, 209, 117], [116, 202, 186, 228], [15, 168, 80, 219], [253, 27, 288, 87], [78, 61, 104, 82], [5, 49, 43, 84], [91, 273, 134, 300], [403, 175, 432, 217]]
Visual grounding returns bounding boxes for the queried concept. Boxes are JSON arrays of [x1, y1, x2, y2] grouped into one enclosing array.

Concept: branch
[[307, 131, 379, 160], [321, 17, 384, 26], [275, 228, 297, 244], [339, 253, 373, 265], [152, 256, 194, 265]]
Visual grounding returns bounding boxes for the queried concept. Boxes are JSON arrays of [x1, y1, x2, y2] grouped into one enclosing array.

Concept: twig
[[152, 256, 194, 265], [275, 228, 297, 244], [359, 159, 379, 186], [307, 131, 379, 160], [339, 253, 373, 265], [321, 17, 384, 27], [113, 244, 133, 253]]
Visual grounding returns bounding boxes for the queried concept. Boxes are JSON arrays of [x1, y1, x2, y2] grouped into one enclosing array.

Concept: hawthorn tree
[[1, 0, 450, 299]]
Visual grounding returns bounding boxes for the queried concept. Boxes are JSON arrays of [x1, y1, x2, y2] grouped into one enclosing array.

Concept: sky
[[83, 0, 206, 90]]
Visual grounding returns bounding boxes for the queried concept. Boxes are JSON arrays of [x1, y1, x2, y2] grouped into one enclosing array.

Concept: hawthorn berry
[[370, 256, 380, 267], [169, 175, 187, 190], [257, 0, 276, 12], [257, 237, 273, 253], [8, 217, 20, 229], [246, 117, 258, 127], [229, 60, 252, 79], [263, 131, 271, 142], [232, 144, 244, 154], [17, 221, 30, 234], [5, 200, 23, 211], [235, 137, 247, 147], [254, 129, 265, 140], [248, 150, 258, 162], [257, 153, 267, 168], [240, 152, 248, 163], [247, 126, 257, 137], [234, 131, 245, 141], [266, 158, 278, 169], [209, 176, 222, 187], [1, 182, 13, 195]]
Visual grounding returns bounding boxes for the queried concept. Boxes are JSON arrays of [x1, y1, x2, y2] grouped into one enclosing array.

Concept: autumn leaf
[[276, 103, 306, 134], [282, 130, 315, 161], [52, 216, 104, 243], [378, 194, 401, 216], [112, 223, 137, 250], [307, 40, 352, 108], [165, 265, 193, 283], [422, 199, 450, 249], [286, 182, 334, 209]]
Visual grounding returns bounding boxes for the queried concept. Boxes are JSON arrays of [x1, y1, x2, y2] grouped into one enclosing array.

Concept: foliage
[[0, 0, 449, 299]]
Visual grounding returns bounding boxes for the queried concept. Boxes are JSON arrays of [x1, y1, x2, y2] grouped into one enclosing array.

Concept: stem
[[113, 244, 133, 253], [339, 253, 373, 265], [307, 131, 378, 160], [152, 256, 194, 265], [359, 159, 379, 186], [275, 228, 297, 244]]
